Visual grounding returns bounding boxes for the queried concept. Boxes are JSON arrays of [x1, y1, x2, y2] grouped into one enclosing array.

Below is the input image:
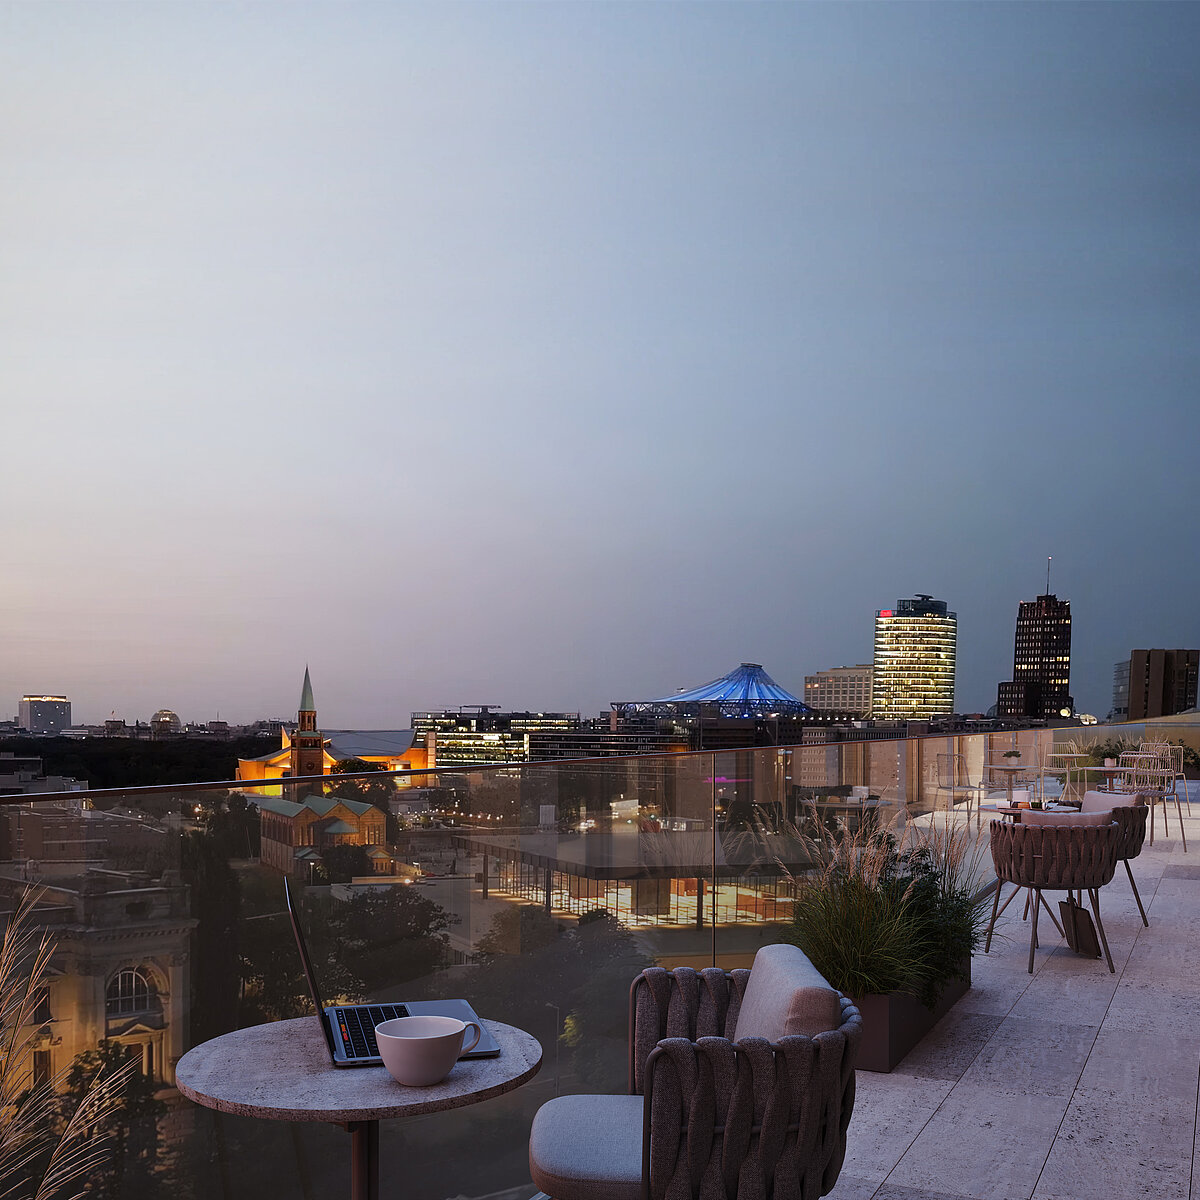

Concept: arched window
[[106, 968, 155, 1016]]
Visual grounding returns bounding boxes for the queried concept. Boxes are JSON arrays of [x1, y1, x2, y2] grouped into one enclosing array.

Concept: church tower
[[289, 666, 326, 782]]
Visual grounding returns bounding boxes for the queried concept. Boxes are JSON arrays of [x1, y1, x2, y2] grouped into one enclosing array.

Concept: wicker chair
[[1080, 790, 1150, 926], [529, 945, 861, 1200], [985, 818, 1121, 974]]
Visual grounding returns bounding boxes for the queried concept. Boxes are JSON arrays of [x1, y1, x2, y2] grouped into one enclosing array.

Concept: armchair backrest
[[643, 998, 861, 1200], [989, 819, 1120, 890], [629, 966, 749, 1094]]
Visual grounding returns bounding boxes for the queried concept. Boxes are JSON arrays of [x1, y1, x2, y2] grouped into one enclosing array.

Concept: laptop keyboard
[[333, 1004, 409, 1059]]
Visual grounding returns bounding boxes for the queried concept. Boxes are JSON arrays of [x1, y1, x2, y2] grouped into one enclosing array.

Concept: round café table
[[175, 1017, 542, 1200]]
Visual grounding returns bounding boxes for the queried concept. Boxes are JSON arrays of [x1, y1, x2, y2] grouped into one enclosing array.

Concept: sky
[[3, 2, 1198, 728]]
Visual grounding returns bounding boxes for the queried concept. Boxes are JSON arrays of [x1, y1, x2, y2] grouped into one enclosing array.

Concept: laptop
[[284, 879, 500, 1068]]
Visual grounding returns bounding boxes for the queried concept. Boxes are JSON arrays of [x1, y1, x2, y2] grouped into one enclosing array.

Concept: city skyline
[[4, 4, 1198, 728]]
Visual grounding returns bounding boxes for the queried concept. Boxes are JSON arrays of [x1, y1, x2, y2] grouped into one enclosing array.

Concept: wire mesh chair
[[1141, 741, 1191, 814], [936, 753, 984, 828], [1124, 750, 1185, 851]]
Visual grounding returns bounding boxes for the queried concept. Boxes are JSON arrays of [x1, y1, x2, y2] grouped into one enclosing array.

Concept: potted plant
[[784, 814, 989, 1072], [1002, 750, 1022, 760]]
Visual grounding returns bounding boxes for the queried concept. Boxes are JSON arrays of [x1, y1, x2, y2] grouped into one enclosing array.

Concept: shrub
[[786, 811, 989, 1010]]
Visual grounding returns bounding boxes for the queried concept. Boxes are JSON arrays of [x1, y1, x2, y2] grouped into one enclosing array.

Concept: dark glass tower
[[996, 594, 1073, 719]]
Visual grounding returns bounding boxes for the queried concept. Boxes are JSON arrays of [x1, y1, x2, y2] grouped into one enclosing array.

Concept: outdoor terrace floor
[[830, 799, 1200, 1200]]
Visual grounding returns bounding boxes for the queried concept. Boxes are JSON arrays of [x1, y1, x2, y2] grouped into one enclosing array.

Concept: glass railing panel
[[13, 719, 1171, 1200]]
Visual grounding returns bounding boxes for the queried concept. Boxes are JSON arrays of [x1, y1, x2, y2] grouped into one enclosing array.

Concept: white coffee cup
[[375, 1015, 482, 1087]]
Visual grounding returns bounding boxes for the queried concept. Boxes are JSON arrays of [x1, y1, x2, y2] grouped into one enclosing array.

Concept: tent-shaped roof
[[619, 663, 811, 719]]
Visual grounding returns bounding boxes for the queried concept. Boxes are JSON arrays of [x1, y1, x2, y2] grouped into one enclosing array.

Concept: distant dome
[[150, 709, 182, 734]]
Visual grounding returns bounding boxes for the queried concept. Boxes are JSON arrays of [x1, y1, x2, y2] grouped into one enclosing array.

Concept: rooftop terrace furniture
[[528, 943, 861, 1200], [1125, 749, 1185, 851], [1080, 789, 1150, 926], [936, 753, 983, 830], [985, 817, 1121, 974]]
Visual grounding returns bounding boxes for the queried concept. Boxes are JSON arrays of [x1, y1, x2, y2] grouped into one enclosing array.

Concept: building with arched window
[[0, 868, 195, 1090]]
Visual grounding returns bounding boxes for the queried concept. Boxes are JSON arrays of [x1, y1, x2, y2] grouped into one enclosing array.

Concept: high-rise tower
[[871, 595, 957, 720], [996, 594, 1073, 719]]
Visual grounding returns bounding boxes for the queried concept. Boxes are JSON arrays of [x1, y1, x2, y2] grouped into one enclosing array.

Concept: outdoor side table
[[175, 1016, 542, 1200]]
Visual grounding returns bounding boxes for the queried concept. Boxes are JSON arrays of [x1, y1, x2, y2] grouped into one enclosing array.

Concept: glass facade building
[[871, 595, 957, 719]]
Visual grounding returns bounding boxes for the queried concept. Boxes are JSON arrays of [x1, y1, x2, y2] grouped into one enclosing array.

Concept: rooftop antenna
[[1046, 556, 1052, 594]]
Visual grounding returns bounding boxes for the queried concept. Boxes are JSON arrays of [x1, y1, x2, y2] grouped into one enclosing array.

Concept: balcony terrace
[[1, 719, 1197, 1200]]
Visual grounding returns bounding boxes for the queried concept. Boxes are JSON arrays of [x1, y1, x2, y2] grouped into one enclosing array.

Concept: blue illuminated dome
[[618, 663, 811, 719]]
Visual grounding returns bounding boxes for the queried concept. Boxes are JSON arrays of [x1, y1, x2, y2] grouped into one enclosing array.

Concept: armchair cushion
[[529, 1093, 642, 1200], [1082, 789, 1140, 811], [732, 943, 842, 1041], [1022, 808, 1112, 826]]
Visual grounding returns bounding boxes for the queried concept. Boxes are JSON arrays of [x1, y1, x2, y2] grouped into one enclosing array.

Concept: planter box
[[852, 958, 971, 1073]]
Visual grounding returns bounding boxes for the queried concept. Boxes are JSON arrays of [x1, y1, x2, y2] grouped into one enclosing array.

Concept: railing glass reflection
[[2, 717, 1197, 1200]]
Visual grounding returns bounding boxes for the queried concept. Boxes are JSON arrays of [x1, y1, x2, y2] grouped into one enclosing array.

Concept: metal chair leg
[[985, 879, 1002, 952], [1028, 887, 1041, 974], [1124, 859, 1149, 927], [1088, 887, 1115, 973], [1175, 796, 1187, 851]]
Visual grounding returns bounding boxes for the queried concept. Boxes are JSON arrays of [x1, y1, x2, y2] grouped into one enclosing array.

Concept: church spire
[[300, 665, 315, 715]]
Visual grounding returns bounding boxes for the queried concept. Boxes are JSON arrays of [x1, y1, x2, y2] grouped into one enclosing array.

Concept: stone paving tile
[[1101, 976, 1200, 1038], [871, 1186, 977, 1200], [956, 1016, 1099, 1099], [840, 1073, 955, 1184], [891, 1009, 1005, 1082], [1077, 1025, 1200, 1100], [883, 1081, 1066, 1200], [1006, 961, 1118, 1026], [824, 1174, 882, 1199], [1032, 1085, 1193, 1200]]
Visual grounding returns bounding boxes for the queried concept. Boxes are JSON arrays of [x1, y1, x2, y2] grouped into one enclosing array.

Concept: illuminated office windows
[[871, 595, 957, 719]]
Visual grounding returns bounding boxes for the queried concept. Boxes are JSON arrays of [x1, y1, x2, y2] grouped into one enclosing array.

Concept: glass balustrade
[[2, 717, 1197, 1199]]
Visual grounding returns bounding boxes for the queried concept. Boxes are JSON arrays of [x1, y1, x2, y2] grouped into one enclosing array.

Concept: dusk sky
[[4, 3, 1198, 728]]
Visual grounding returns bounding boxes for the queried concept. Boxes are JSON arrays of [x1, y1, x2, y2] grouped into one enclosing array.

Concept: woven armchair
[[529, 947, 862, 1200], [1080, 791, 1150, 926], [985, 819, 1120, 973]]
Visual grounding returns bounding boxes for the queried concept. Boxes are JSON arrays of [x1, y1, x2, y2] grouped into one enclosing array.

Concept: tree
[[468, 905, 652, 1091], [326, 886, 455, 997], [58, 1042, 166, 1200], [180, 830, 242, 1042], [320, 843, 372, 884]]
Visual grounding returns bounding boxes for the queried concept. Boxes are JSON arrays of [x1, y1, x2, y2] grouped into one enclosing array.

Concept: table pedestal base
[[346, 1120, 379, 1200]]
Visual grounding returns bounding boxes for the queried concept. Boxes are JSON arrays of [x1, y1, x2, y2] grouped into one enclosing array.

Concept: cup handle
[[460, 1021, 482, 1056]]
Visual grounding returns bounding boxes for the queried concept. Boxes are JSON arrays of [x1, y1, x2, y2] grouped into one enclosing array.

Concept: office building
[[871, 595, 957, 720], [18, 695, 71, 735], [995, 593, 1073, 719], [804, 666, 873, 715], [1121, 649, 1199, 721], [1111, 660, 1131, 722], [412, 707, 582, 767]]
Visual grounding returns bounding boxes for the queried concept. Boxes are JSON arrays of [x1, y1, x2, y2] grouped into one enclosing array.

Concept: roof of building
[[617, 662, 812, 719], [318, 818, 358, 835], [256, 794, 376, 819], [325, 731, 418, 758], [300, 666, 315, 713]]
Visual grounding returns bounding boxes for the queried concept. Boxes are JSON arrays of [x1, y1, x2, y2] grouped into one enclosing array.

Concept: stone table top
[[175, 1017, 542, 1124]]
